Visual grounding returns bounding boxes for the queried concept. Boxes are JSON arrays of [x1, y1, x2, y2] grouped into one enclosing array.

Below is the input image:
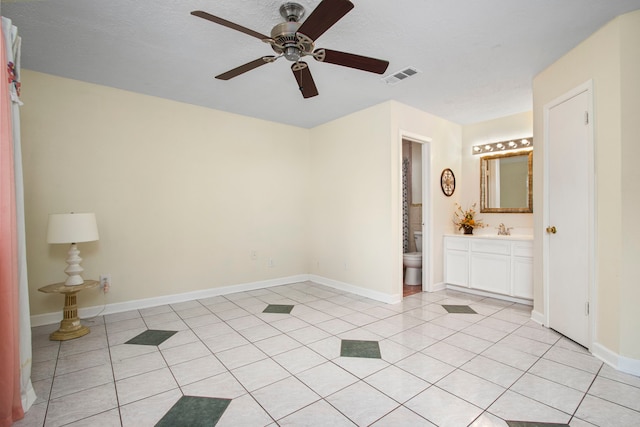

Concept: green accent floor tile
[[263, 304, 294, 314], [506, 422, 569, 427], [155, 396, 231, 427], [442, 304, 477, 314], [125, 329, 177, 346], [340, 339, 381, 359]]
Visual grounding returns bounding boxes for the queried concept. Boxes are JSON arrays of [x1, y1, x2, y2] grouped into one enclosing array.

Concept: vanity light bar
[[472, 137, 533, 155]]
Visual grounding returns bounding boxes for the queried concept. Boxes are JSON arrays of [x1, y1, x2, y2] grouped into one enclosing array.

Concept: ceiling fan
[[191, 0, 390, 98]]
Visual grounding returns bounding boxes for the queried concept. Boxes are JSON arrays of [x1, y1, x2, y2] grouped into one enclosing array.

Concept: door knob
[[546, 226, 557, 234]]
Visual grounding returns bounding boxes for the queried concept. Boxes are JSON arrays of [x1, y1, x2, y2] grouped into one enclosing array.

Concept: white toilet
[[403, 231, 423, 285]]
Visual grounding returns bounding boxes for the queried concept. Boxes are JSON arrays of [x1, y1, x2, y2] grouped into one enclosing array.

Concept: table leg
[[49, 291, 91, 340]]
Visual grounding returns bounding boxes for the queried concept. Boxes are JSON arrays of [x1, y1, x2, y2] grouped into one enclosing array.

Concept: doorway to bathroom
[[402, 137, 429, 297]]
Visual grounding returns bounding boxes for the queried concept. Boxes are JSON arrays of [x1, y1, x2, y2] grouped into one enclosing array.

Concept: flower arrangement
[[453, 203, 486, 234]]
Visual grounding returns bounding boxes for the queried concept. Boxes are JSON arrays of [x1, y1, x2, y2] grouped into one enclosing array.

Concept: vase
[[462, 225, 473, 235]]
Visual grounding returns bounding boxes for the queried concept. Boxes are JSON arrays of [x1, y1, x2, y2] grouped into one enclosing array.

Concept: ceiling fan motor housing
[[270, 21, 314, 61]]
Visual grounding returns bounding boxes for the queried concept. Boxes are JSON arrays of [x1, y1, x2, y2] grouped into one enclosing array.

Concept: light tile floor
[[20, 282, 640, 426]]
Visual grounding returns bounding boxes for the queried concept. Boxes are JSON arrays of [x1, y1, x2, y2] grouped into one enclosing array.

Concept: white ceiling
[[3, 0, 640, 128]]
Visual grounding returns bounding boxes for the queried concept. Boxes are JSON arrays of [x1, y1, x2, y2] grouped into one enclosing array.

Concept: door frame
[[542, 80, 596, 348], [399, 131, 432, 294]]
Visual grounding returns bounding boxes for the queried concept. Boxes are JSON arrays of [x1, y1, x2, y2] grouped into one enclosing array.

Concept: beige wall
[[461, 111, 534, 235], [533, 10, 640, 360], [21, 71, 461, 316], [308, 103, 395, 295], [21, 70, 311, 316], [389, 101, 462, 291], [307, 101, 462, 297], [619, 11, 640, 359]]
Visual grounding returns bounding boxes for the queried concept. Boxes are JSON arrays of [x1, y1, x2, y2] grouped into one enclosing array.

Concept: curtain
[[1, 16, 34, 425], [3, 17, 35, 414]]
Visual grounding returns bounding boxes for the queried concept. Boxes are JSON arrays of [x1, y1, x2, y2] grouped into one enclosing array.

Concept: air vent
[[381, 67, 421, 85]]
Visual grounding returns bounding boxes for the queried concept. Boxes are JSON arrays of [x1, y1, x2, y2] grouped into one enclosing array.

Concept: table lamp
[[47, 212, 99, 286]]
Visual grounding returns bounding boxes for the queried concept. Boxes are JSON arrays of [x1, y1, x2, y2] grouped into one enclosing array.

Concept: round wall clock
[[440, 168, 455, 197]]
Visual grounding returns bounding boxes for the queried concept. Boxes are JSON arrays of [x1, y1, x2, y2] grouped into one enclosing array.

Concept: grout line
[[34, 283, 638, 426]]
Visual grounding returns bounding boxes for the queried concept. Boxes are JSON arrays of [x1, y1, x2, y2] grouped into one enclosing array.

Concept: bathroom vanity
[[443, 235, 533, 304]]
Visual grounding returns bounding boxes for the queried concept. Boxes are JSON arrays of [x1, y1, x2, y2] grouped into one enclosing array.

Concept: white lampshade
[[47, 213, 99, 244]]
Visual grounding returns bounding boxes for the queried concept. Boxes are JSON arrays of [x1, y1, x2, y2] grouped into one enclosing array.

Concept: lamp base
[[65, 277, 85, 286], [64, 243, 86, 286]]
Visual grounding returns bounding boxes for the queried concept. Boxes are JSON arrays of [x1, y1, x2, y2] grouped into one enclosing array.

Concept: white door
[[546, 87, 591, 347]]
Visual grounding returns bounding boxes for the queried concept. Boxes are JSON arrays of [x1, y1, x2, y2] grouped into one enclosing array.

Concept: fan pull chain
[[295, 61, 304, 93], [298, 67, 304, 93]]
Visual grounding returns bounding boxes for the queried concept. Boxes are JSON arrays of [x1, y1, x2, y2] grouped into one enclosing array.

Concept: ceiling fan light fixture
[[284, 46, 302, 61]]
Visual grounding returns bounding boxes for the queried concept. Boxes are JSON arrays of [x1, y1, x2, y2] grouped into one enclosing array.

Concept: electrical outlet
[[251, 250, 258, 260], [268, 258, 275, 268], [99, 274, 111, 293]]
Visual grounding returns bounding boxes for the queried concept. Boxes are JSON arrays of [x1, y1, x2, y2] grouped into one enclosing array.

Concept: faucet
[[497, 223, 513, 236]]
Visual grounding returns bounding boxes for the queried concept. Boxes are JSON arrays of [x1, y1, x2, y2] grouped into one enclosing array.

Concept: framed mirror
[[480, 151, 533, 213]]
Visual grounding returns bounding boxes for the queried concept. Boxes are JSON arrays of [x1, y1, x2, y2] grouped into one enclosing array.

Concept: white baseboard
[[592, 342, 640, 377], [309, 275, 402, 305], [530, 310, 545, 326], [445, 284, 533, 306], [31, 274, 403, 327], [523, 314, 640, 377], [526, 311, 640, 377], [618, 354, 640, 377], [428, 281, 447, 292], [31, 274, 310, 327]]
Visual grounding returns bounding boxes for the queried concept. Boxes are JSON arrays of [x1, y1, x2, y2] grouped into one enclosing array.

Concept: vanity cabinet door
[[470, 253, 510, 295], [445, 250, 469, 286], [444, 237, 469, 286], [512, 256, 533, 299]]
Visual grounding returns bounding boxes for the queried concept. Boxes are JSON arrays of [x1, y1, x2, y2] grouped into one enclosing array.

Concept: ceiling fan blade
[[297, 0, 354, 41], [216, 56, 276, 80], [314, 49, 389, 74], [191, 10, 270, 41], [291, 62, 319, 99]]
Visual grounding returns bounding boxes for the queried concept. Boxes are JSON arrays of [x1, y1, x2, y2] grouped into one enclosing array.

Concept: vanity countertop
[[444, 234, 533, 241]]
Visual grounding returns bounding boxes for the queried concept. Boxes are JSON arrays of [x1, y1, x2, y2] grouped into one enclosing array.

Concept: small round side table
[[38, 280, 99, 341]]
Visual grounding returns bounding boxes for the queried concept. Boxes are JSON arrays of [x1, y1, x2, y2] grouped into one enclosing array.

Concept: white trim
[[31, 274, 310, 327], [516, 316, 640, 377], [445, 284, 533, 306], [421, 139, 433, 292], [542, 80, 596, 349], [309, 274, 402, 304], [592, 342, 640, 377], [31, 274, 403, 327], [399, 130, 433, 295], [531, 310, 545, 326], [618, 354, 640, 377], [430, 281, 447, 292]]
